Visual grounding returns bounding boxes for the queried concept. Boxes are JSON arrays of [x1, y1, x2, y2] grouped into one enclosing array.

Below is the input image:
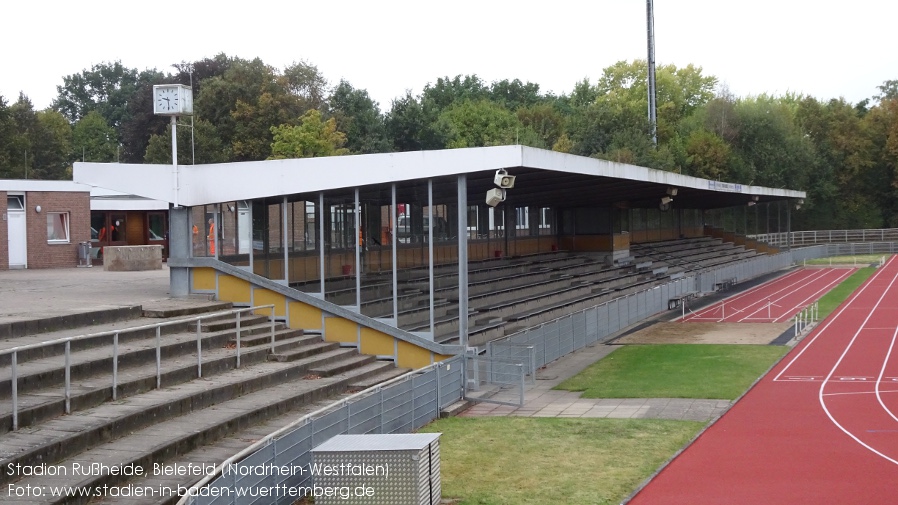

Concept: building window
[[47, 212, 70, 243]]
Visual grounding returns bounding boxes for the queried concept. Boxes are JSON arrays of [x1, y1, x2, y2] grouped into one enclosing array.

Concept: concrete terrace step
[[267, 340, 341, 362], [0, 332, 319, 433], [141, 301, 233, 319], [349, 365, 413, 389], [0, 348, 367, 488], [309, 353, 377, 377], [2, 361, 392, 504], [0, 323, 302, 400], [85, 374, 394, 505], [188, 314, 271, 332]]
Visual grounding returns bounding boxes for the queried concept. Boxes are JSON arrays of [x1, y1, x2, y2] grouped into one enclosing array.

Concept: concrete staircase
[[0, 301, 409, 504]]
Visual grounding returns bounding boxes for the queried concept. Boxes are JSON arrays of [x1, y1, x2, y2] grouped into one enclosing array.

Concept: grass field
[[420, 417, 703, 505], [422, 262, 880, 504], [555, 344, 787, 399]]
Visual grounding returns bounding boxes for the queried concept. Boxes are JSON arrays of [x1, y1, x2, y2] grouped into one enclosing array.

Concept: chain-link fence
[[180, 356, 464, 505]]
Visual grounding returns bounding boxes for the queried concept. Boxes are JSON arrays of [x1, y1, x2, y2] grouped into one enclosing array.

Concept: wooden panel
[[126, 211, 145, 245]]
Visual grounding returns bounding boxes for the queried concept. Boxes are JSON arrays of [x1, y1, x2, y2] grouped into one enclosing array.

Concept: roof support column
[[283, 196, 289, 284], [169, 206, 189, 298], [319, 192, 325, 296], [391, 183, 399, 324], [786, 201, 792, 251], [428, 179, 435, 337], [457, 175, 469, 349], [355, 187, 361, 311]]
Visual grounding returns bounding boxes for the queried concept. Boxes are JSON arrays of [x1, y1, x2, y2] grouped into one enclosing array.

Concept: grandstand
[[0, 145, 809, 502]]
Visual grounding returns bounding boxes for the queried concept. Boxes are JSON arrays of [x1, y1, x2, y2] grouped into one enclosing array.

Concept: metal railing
[[464, 354, 527, 407], [178, 355, 464, 505], [2, 304, 276, 431], [751, 228, 898, 247]]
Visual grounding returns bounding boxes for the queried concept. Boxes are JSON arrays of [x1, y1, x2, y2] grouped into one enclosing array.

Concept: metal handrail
[[176, 358, 459, 505], [4, 304, 276, 431]]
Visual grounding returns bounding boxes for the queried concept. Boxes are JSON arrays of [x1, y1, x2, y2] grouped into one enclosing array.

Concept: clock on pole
[[152, 84, 193, 208]]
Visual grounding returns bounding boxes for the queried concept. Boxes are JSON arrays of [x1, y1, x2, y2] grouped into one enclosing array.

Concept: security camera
[[486, 188, 506, 207], [494, 169, 515, 189]]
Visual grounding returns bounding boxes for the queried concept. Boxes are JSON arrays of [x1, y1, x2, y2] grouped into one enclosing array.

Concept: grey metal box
[[311, 433, 441, 505]]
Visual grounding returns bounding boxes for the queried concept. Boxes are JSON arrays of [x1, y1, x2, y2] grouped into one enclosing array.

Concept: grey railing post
[[270, 307, 276, 353], [435, 363, 442, 414], [12, 351, 17, 430], [236, 311, 242, 368], [519, 363, 525, 406], [65, 340, 72, 412], [197, 317, 203, 378], [156, 326, 162, 389], [112, 333, 119, 401]]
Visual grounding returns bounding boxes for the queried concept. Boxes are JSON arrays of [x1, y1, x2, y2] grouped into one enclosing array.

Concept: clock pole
[[171, 116, 179, 207]]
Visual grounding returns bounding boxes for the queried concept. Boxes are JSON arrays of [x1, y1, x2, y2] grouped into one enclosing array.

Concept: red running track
[[682, 267, 855, 323], [628, 256, 898, 505]]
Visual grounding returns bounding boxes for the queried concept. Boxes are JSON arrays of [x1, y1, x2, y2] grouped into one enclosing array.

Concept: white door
[[7, 211, 26, 268]]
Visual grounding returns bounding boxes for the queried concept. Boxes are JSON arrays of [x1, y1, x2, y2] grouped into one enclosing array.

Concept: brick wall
[[0, 191, 7, 270], [25, 191, 90, 269]]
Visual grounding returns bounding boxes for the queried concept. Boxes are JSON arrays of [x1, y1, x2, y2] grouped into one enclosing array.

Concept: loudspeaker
[[494, 170, 516, 189], [486, 188, 506, 207]]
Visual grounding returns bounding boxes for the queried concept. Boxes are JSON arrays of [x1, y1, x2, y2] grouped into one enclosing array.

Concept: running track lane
[[628, 257, 898, 505], [682, 267, 854, 323]]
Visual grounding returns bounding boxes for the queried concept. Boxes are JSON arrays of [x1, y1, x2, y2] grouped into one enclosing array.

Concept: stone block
[[103, 245, 163, 271]]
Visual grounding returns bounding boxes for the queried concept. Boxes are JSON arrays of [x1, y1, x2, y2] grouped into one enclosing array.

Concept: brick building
[[1, 180, 91, 270]]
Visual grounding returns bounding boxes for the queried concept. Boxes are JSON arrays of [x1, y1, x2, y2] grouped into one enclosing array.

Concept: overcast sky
[[3, 1, 896, 112]]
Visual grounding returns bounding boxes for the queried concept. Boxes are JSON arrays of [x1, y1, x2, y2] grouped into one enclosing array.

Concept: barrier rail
[[178, 355, 464, 505], [2, 304, 276, 431]]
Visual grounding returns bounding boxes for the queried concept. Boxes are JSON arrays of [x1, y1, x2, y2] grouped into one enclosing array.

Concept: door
[[7, 196, 26, 267], [147, 212, 168, 258]]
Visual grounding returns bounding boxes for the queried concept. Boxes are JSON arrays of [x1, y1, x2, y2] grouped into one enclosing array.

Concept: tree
[[31, 110, 73, 179], [144, 119, 229, 165], [328, 80, 390, 154], [269, 110, 348, 159], [435, 100, 542, 149], [72, 110, 118, 162], [385, 91, 442, 151], [516, 103, 565, 149], [53, 61, 146, 129], [489, 79, 542, 110]]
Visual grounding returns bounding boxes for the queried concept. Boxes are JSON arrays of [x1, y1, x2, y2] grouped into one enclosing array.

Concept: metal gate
[[464, 354, 526, 407]]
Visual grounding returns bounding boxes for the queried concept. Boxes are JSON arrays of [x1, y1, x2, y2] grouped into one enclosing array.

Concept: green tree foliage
[[144, 119, 230, 165], [435, 99, 542, 149], [31, 110, 73, 179], [269, 110, 348, 159], [72, 110, 118, 162], [328, 80, 390, 154]]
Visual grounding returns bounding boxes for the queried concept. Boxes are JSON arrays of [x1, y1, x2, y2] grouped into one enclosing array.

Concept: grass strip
[[555, 344, 787, 399], [420, 417, 703, 505], [814, 266, 876, 318], [804, 254, 887, 266]]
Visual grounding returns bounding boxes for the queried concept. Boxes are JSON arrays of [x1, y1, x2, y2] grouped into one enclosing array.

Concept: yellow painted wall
[[396, 340, 433, 369], [252, 288, 287, 317], [360, 328, 396, 356], [324, 316, 358, 344], [289, 301, 323, 330], [192, 267, 216, 291], [219, 275, 252, 304]]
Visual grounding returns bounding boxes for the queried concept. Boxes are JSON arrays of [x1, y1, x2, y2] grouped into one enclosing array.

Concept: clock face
[[155, 87, 179, 113]]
